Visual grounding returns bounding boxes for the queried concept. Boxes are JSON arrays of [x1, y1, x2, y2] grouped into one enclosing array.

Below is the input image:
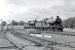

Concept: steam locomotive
[[24, 17, 64, 32]]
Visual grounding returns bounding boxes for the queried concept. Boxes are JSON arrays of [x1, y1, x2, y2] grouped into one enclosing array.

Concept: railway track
[[0, 30, 43, 50], [42, 31, 75, 36], [6, 31, 36, 50], [10, 30, 75, 49], [0, 31, 19, 50], [2, 29, 75, 50], [14, 29, 75, 36]]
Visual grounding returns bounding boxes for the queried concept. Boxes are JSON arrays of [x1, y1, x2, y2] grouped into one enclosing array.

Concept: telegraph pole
[[0, 19, 2, 24], [0, 19, 3, 31]]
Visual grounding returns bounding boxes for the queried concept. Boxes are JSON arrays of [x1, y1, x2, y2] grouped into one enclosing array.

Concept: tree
[[63, 17, 75, 28], [18, 21, 25, 25], [11, 20, 18, 25], [10, 20, 18, 30], [1, 21, 7, 30]]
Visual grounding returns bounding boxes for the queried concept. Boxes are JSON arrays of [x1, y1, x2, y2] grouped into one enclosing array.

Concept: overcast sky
[[0, 0, 75, 22]]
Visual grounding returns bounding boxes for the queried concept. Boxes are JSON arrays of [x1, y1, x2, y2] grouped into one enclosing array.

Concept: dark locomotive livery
[[24, 16, 64, 32]]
